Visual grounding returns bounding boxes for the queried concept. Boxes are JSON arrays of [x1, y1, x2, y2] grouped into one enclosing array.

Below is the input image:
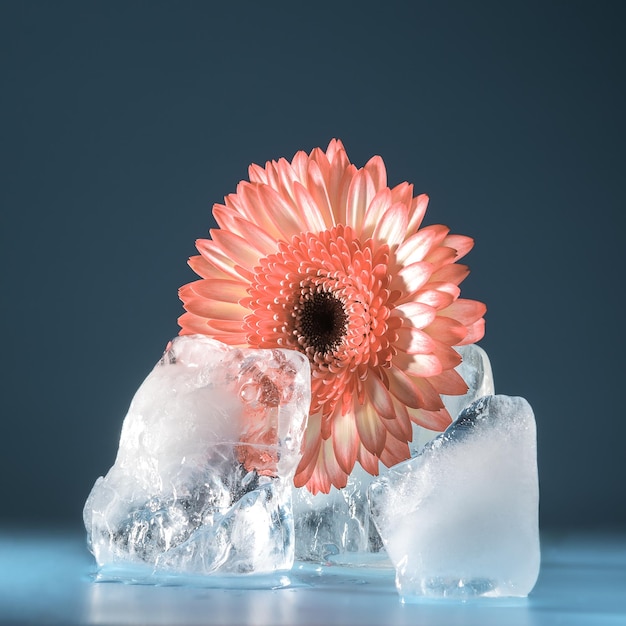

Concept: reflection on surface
[[87, 583, 302, 626], [0, 530, 91, 625], [1, 530, 625, 626]]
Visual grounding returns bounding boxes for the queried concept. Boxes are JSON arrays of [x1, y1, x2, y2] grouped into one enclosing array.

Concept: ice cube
[[292, 462, 385, 564], [443, 343, 494, 420], [83, 335, 310, 576], [412, 343, 495, 454], [368, 395, 540, 600]]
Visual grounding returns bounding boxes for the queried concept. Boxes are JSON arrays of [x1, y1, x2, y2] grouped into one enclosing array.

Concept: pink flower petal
[[394, 261, 433, 295], [364, 372, 396, 420], [412, 376, 445, 411], [402, 353, 444, 378], [292, 182, 328, 233], [372, 202, 409, 249], [424, 316, 468, 344], [345, 169, 376, 231], [247, 162, 268, 184], [379, 432, 410, 469], [273, 157, 300, 204], [210, 229, 264, 270], [326, 138, 349, 167], [322, 437, 348, 491], [335, 164, 358, 224], [185, 296, 249, 322], [177, 311, 212, 335], [188, 254, 228, 280], [424, 245, 458, 269], [298, 433, 350, 494], [382, 396, 413, 442], [411, 406, 453, 431], [291, 150, 310, 184], [306, 159, 336, 228], [393, 301, 437, 329], [431, 339, 463, 369], [396, 224, 450, 265], [364, 154, 387, 191], [442, 234, 474, 260], [212, 209, 278, 254], [233, 183, 288, 242], [407, 193, 429, 234], [440, 298, 487, 326], [412, 287, 457, 309], [203, 319, 249, 333], [428, 368, 469, 395], [257, 185, 308, 241], [195, 239, 244, 281], [431, 263, 470, 285], [395, 326, 437, 354], [458, 317, 486, 345], [189, 279, 248, 304], [357, 442, 380, 476], [177, 312, 249, 344], [390, 181, 413, 207], [360, 188, 392, 240], [355, 402, 387, 456], [299, 411, 322, 469], [387, 365, 425, 409], [332, 408, 359, 475]]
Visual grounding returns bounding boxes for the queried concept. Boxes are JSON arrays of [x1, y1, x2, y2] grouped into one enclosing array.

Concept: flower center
[[242, 225, 396, 399], [294, 288, 348, 356]]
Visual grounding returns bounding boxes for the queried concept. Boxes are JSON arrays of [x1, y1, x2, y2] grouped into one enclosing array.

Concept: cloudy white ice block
[[411, 343, 495, 454], [83, 335, 310, 576], [368, 395, 540, 600]]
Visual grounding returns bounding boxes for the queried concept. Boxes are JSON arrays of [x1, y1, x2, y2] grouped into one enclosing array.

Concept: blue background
[[1, 1, 624, 531]]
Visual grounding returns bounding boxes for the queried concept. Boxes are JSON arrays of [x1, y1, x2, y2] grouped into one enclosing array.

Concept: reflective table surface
[[1, 529, 625, 625]]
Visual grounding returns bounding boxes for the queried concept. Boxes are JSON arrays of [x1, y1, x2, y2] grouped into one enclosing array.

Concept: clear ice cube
[[292, 463, 385, 564], [442, 343, 494, 422]]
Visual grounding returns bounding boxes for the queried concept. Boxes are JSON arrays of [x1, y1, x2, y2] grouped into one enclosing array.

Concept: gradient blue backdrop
[[1, 1, 623, 531]]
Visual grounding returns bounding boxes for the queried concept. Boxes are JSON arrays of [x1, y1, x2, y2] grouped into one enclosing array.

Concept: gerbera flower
[[178, 140, 486, 494]]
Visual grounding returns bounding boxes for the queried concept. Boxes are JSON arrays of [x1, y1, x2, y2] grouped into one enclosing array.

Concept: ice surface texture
[[292, 463, 385, 564], [442, 344, 494, 428], [83, 335, 310, 576], [294, 344, 494, 564], [368, 395, 540, 600]]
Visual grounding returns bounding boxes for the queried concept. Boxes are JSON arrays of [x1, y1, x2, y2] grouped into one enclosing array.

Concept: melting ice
[[368, 395, 540, 599], [83, 335, 310, 576]]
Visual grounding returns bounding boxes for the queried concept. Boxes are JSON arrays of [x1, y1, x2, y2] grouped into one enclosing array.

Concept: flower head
[[179, 140, 486, 493]]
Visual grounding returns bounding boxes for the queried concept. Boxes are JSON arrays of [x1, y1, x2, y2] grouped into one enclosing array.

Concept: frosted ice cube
[[83, 335, 310, 576], [368, 395, 540, 600]]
